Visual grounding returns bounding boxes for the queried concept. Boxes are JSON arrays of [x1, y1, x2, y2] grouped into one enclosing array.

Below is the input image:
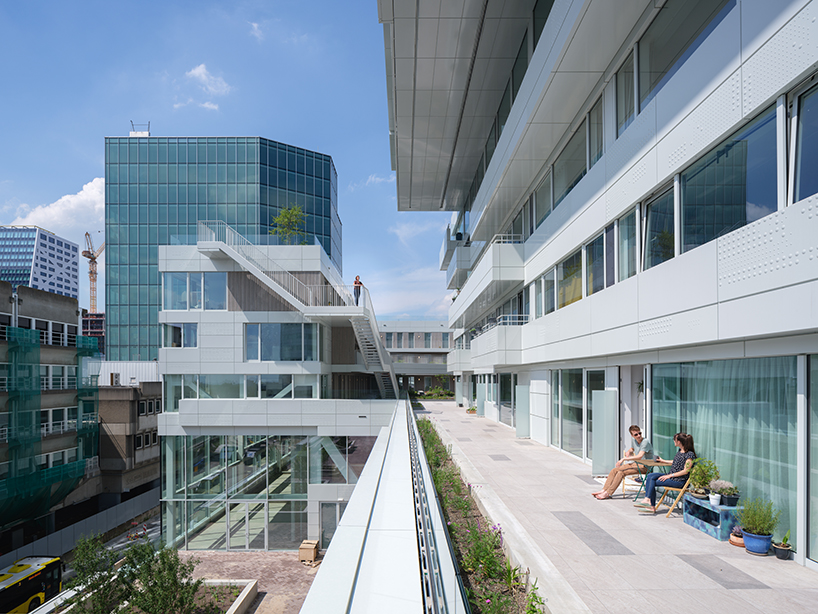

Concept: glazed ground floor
[[453, 341, 818, 570], [160, 433, 376, 550]]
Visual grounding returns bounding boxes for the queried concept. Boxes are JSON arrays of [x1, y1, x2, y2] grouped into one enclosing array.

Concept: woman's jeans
[[644, 473, 686, 505]]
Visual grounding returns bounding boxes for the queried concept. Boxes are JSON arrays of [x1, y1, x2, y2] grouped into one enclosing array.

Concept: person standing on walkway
[[353, 275, 363, 306], [592, 425, 653, 500], [635, 432, 696, 513]]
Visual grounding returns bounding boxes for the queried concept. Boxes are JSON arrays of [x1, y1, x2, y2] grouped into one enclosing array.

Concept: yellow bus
[[0, 556, 62, 613]]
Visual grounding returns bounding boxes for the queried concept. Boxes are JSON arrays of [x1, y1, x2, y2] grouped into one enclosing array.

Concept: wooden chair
[[656, 474, 691, 518]]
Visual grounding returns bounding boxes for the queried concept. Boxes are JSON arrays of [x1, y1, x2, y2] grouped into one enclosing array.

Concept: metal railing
[[471, 313, 530, 338], [305, 284, 356, 307], [491, 233, 523, 244], [198, 220, 312, 305]]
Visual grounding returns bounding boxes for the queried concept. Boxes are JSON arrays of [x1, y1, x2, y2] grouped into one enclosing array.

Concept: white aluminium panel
[[637, 304, 719, 352], [637, 241, 718, 321], [742, 0, 818, 114], [604, 97, 658, 188], [740, 0, 811, 61], [604, 148, 659, 223]]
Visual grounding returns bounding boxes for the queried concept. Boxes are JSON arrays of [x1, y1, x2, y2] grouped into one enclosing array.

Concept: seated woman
[[634, 432, 696, 513]]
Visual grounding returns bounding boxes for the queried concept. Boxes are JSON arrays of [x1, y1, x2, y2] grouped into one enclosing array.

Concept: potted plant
[[729, 525, 744, 548], [689, 458, 719, 498], [466, 406, 477, 414], [709, 479, 739, 506], [738, 498, 780, 556], [772, 529, 792, 560]]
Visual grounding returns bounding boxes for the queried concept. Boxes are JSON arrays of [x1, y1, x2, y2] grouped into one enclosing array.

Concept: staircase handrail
[[197, 221, 312, 305]]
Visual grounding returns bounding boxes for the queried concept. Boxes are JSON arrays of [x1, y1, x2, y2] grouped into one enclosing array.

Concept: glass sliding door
[[561, 369, 583, 458], [585, 370, 605, 461], [551, 370, 560, 446], [499, 373, 515, 428], [652, 357, 797, 546]]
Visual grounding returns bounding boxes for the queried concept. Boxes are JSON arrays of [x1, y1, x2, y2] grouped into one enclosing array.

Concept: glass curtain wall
[[618, 209, 637, 280], [795, 83, 818, 203], [652, 357, 797, 545], [617, 52, 635, 136], [643, 189, 674, 270], [551, 370, 560, 446], [162, 435, 375, 550]]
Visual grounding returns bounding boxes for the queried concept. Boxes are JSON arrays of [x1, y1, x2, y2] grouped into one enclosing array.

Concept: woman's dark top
[[670, 450, 696, 475]]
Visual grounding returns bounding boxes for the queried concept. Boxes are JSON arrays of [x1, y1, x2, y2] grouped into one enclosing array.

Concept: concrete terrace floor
[[418, 400, 818, 614], [179, 551, 318, 614]]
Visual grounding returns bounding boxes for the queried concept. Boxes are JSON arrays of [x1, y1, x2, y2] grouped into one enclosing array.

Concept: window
[[163, 323, 197, 348], [135, 434, 143, 450], [199, 375, 242, 399], [189, 274, 202, 309], [535, 279, 543, 318], [643, 188, 675, 270], [795, 82, 818, 203], [682, 106, 777, 253], [163, 272, 187, 310], [139, 401, 146, 416], [617, 52, 635, 136], [498, 82, 511, 137], [148, 400, 155, 414], [533, 0, 555, 46], [203, 272, 227, 310], [589, 97, 603, 167], [424, 333, 432, 349], [543, 269, 556, 314], [558, 250, 582, 308], [618, 209, 638, 281], [535, 173, 552, 228], [385, 332, 393, 348], [639, 0, 729, 108], [407, 332, 414, 348], [554, 120, 587, 208], [261, 374, 293, 398], [511, 32, 528, 101], [442, 333, 449, 349], [152, 431, 158, 445], [245, 323, 319, 362], [246, 324, 260, 361], [586, 234, 604, 296]]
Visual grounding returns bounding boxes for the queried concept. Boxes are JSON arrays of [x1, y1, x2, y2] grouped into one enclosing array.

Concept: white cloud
[[173, 97, 193, 109], [347, 173, 396, 192], [387, 219, 448, 247], [364, 266, 450, 317], [199, 101, 219, 111], [249, 22, 263, 40], [185, 64, 232, 96]]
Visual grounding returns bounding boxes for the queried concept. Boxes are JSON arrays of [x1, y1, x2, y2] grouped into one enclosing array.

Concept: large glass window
[[248, 323, 315, 362], [795, 83, 818, 203], [618, 209, 637, 281], [164, 374, 182, 412], [163, 323, 197, 348], [199, 375, 242, 399], [639, 0, 729, 108], [189, 274, 202, 310], [261, 374, 292, 398], [163, 273, 187, 310], [533, 0, 555, 47], [543, 269, 556, 314], [653, 357, 797, 549], [554, 120, 587, 207], [586, 234, 604, 296], [535, 173, 552, 227], [585, 370, 605, 461], [557, 250, 582, 308], [511, 32, 528, 101], [589, 97, 603, 168], [617, 52, 635, 137], [535, 279, 543, 318], [203, 272, 227, 310], [681, 106, 777, 252], [643, 189, 674, 270]]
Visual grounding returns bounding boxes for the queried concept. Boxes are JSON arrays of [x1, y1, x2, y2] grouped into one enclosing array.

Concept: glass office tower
[[104, 136, 341, 361], [0, 226, 80, 299]]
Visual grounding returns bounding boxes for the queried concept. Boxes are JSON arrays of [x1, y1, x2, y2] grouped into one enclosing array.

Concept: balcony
[[449, 235, 525, 329], [447, 348, 472, 373], [439, 225, 466, 271], [469, 315, 528, 370]]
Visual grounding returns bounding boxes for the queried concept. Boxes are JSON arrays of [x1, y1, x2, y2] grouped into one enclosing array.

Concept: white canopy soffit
[[379, 0, 652, 239]]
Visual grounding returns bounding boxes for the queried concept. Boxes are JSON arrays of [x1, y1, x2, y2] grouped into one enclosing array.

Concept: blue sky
[[0, 1, 452, 317]]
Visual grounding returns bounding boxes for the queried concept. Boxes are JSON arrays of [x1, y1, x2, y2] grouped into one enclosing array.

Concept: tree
[[66, 534, 126, 614], [269, 205, 306, 245], [123, 543, 203, 614]]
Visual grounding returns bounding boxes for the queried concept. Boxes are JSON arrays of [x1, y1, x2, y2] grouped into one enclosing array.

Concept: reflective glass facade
[[0, 227, 80, 298], [104, 136, 341, 360]]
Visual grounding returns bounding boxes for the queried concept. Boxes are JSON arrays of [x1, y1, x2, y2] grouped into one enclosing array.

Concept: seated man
[[591, 425, 653, 500]]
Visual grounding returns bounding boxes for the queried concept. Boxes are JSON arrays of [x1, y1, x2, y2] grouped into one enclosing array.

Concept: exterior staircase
[[197, 221, 398, 400]]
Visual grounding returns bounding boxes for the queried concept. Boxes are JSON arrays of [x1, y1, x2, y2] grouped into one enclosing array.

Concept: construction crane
[[82, 232, 105, 313]]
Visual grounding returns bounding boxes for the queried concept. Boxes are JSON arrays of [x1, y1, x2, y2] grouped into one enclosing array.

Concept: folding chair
[[656, 475, 691, 518]]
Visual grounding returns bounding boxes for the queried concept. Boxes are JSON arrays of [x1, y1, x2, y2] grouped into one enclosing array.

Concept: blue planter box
[[683, 493, 742, 541]]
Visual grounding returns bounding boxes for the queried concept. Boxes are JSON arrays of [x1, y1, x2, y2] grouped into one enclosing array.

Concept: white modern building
[[0, 226, 79, 299], [380, 0, 818, 567], [157, 221, 398, 550], [378, 319, 455, 392]]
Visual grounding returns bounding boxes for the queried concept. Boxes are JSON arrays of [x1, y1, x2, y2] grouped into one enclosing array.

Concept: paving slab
[[419, 401, 818, 614], [180, 551, 318, 614]]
